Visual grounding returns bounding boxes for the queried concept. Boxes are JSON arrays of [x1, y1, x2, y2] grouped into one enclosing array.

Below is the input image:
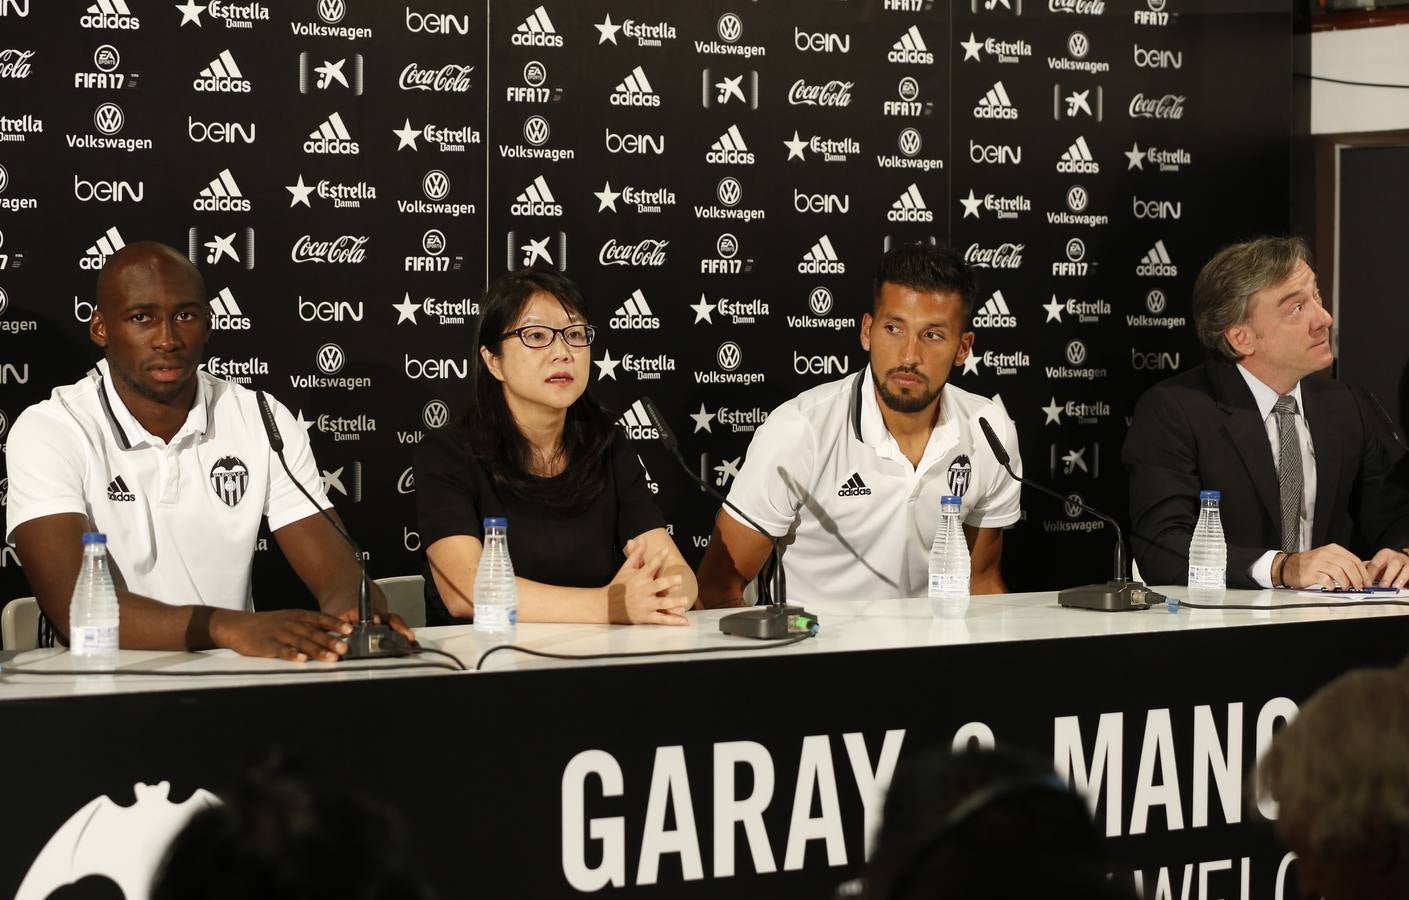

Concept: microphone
[[978, 417, 1165, 612], [256, 391, 411, 658], [639, 397, 817, 639]]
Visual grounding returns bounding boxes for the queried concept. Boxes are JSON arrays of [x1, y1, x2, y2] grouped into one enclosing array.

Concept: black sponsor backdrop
[[0, 0, 1289, 605]]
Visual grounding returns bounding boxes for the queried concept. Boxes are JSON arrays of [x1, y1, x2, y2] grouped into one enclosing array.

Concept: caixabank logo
[[703, 68, 760, 109], [187, 227, 254, 269], [506, 230, 567, 271]]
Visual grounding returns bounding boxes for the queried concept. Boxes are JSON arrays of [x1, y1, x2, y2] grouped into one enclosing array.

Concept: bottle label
[[70, 625, 118, 656], [928, 573, 970, 597], [1188, 565, 1224, 588]]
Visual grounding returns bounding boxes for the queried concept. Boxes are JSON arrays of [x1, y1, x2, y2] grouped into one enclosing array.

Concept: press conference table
[[3, 589, 1407, 899]]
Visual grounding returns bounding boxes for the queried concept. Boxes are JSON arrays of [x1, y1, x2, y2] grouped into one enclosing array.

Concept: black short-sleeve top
[[413, 425, 666, 625]]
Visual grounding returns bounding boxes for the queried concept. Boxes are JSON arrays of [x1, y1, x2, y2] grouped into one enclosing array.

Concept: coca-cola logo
[[964, 242, 1024, 269], [0, 48, 35, 79], [399, 62, 474, 92], [788, 78, 853, 107], [598, 238, 669, 267], [291, 234, 369, 264], [1128, 92, 1185, 120]]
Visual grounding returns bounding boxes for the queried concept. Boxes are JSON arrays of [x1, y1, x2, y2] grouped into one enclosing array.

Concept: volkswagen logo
[[1065, 237, 1086, 262], [898, 128, 922, 157], [716, 233, 738, 259], [717, 12, 742, 43], [318, 0, 345, 24], [422, 399, 449, 430], [93, 102, 124, 136], [523, 115, 550, 147], [1145, 288, 1167, 314], [1065, 340, 1088, 366], [1064, 493, 1084, 520], [1066, 185, 1089, 213], [716, 177, 742, 208], [0, 287, 8, 317], [0, 412, 8, 439], [717, 341, 742, 372], [523, 60, 546, 87], [0, 164, 8, 193], [94, 44, 118, 72], [1067, 31, 1089, 59], [422, 229, 446, 255], [809, 286, 833, 317], [317, 343, 345, 375], [0, 231, 4, 251], [898, 76, 919, 102], [422, 170, 450, 201]]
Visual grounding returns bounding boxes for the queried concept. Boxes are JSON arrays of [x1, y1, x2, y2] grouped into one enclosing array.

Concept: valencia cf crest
[[210, 456, 249, 507], [947, 454, 973, 497]]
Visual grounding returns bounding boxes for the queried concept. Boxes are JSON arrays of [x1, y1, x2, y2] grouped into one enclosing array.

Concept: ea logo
[[809, 286, 833, 316], [422, 169, 450, 201], [422, 399, 449, 429], [898, 128, 922, 157], [717, 341, 742, 372], [422, 229, 445, 255], [1146, 288, 1167, 314], [1065, 340, 1088, 366], [0, 286, 7, 316], [1148, 0, 1167, 10], [318, 0, 346, 25], [1067, 31, 1089, 59], [0, 409, 8, 437], [717, 12, 742, 42], [317, 342, 345, 375], [94, 44, 119, 72], [716, 177, 741, 208], [716, 233, 738, 259], [0, 163, 8, 193], [898, 76, 920, 101], [523, 115, 550, 146], [1065, 237, 1086, 262], [1066, 185, 1089, 213], [93, 102, 124, 136], [1065, 493, 1085, 519], [523, 60, 546, 87]]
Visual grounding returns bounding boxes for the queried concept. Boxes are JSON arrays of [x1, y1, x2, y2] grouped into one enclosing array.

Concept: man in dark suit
[[1124, 236, 1409, 590]]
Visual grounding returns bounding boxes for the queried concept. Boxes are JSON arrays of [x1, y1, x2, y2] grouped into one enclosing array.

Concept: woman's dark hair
[[465, 266, 613, 510]]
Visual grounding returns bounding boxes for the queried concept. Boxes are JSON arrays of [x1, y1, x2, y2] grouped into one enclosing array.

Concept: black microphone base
[[719, 604, 819, 640], [1058, 580, 1166, 612], [342, 622, 413, 659]]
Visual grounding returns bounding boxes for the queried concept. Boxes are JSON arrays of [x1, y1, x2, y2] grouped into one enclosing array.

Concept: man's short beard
[[876, 368, 941, 413]]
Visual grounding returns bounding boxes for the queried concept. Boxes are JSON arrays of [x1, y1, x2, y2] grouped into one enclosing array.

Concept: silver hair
[[1192, 236, 1311, 360]]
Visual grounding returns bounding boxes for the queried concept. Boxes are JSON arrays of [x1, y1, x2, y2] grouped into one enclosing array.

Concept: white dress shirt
[[1236, 364, 1316, 587]]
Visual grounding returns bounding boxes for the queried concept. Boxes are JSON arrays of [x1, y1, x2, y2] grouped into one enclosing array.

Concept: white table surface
[[2, 587, 1404, 701]]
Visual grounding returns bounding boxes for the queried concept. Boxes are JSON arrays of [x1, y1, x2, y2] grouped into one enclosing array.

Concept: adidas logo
[[512, 5, 563, 47], [611, 65, 660, 107], [194, 168, 250, 212], [303, 111, 359, 155], [1058, 135, 1099, 173], [798, 234, 845, 275], [194, 49, 250, 93], [888, 25, 934, 64], [617, 399, 660, 441], [887, 182, 933, 223], [975, 81, 1018, 119], [80, 226, 125, 270], [609, 289, 661, 330], [838, 472, 872, 497], [81, 0, 140, 29], [706, 124, 755, 165], [106, 475, 135, 502], [972, 290, 1018, 328], [510, 175, 562, 217], [1137, 240, 1178, 277], [209, 287, 251, 331]]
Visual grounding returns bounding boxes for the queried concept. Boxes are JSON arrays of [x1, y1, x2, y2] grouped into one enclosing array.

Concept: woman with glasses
[[414, 267, 696, 626]]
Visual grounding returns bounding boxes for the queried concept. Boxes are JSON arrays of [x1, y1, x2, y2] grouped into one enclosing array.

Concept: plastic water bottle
[[928, 496, 971, 618], [69, 532, 120, 662], [474, 517, 517, 638], [1187, 490, 1227, 599]]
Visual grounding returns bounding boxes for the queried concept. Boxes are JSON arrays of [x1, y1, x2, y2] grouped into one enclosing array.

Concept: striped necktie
[[1273, 395, 1302, 553]]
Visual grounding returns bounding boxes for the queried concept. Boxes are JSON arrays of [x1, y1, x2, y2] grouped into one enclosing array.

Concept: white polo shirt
[[724, 366, 1023, 601], [4, 360, 330, 611]]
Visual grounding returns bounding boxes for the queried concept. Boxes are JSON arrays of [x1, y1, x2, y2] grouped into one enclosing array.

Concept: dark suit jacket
[[1123, 359, 1409, 587]]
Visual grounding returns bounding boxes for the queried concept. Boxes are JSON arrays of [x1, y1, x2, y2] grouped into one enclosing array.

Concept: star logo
[[520, 236, 552, 267], [595, 13, 622, 44], [962, 353, 981, 376], [594, 181, 622, 213], [960, 32, 983, 62], [393, 293, 422, 325], [1042, 398, 1063, 425], [1043, 295, 1065, 323], [175, 0, 206, 26], [784, 130, 808, 161], [960, 189, 983, 219], [1125, 142, 1146, 171], [203, 232, 238, 265], [286, 175, 316, 208], [594, 349, 621, 381], [690, 404, 716, 434], [393, 118, 421, 151], [690, 294, 717, 324], [294, 410, 314, 433], [715, 75, 745, 105]]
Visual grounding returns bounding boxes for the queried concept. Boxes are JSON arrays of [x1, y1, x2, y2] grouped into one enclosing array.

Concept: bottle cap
[[1199, 490, 1221, 502], [940, 495, 962, 507], [81, 532, 107, 545], [482, 517, 508, 529]]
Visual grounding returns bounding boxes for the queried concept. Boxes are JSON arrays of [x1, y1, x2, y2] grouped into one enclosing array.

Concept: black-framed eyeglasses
[[499, 324, 596, 349]]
